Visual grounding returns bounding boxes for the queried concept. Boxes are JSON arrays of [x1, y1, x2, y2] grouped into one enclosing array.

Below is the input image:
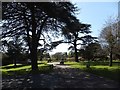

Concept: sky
[[0, 1, 119, 55], [49, 1, 118, 55]]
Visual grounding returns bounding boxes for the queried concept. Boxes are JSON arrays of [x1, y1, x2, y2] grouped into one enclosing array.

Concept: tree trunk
[[30, 3, 38, 71], [74, 40, 79, 62], [13, 58, 17, 67], [31, 42, 38, 71], [109, 47, 113, 66]]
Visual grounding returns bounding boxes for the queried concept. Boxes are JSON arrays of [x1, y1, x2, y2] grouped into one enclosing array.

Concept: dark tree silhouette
[[80, 42, 101, 61], [2, 2, 78, 70], [61, 20, 95, 62], [2, 36, 24, 67]]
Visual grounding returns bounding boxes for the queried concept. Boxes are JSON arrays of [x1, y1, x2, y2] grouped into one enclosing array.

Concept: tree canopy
[[1, 2, 79, 70], [61, 20, 97, 62]]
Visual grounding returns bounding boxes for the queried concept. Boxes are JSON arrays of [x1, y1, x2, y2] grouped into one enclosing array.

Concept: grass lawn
[[0, 63, 53, 76], [65, 61, 120, 82]]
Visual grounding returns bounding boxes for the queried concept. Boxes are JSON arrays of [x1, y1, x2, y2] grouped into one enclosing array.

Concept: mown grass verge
[[65, 61, 120, 82], [0, 63, 53, 77]]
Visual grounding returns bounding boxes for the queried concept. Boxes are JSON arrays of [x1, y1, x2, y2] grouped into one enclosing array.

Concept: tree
[[113, 21, 120, 60], [79, 42, 102, 61], [51, 52, 66, 61], [62, 20, 96, 62], [51, 52, 63, 61], [2, 35, 25, 67], [99, 17, 120, 66], [2, 2, 78, 70]]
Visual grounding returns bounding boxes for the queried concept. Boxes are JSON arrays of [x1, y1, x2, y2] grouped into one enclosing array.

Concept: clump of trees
[[79, 42, 101, 61], [51, 52, 67, 61], [1, 2, 103, 70], [1, 2, 81, 70], [61, 20, 97, 62], [78, 17, 120, 67], [2, 35, 28, 66]]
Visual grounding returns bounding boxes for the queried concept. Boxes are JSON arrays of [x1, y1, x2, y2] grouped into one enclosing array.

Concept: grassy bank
[[65, 61, 120, 82]]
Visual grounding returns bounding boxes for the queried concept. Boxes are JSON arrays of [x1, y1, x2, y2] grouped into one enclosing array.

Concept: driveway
[[2, 62, 120, 89]]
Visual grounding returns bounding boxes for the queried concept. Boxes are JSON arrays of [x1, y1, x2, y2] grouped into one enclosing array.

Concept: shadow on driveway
[[2, 64, 120, 89]]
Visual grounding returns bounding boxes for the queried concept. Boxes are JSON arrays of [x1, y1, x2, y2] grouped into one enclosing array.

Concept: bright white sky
[[49, 1, 119, 55]]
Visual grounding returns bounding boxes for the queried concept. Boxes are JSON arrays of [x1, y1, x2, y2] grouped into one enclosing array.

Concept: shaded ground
[[2, 62, 120, 89]]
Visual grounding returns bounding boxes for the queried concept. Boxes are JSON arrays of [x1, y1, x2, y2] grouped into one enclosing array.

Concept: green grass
[[1, 64, 22, 69], [65, 61, 120, 82], [1, 63, 53, 76], [37, 60, 48, 64]]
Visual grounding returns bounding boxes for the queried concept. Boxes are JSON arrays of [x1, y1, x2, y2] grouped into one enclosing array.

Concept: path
[[2, 62, 120, 89]]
